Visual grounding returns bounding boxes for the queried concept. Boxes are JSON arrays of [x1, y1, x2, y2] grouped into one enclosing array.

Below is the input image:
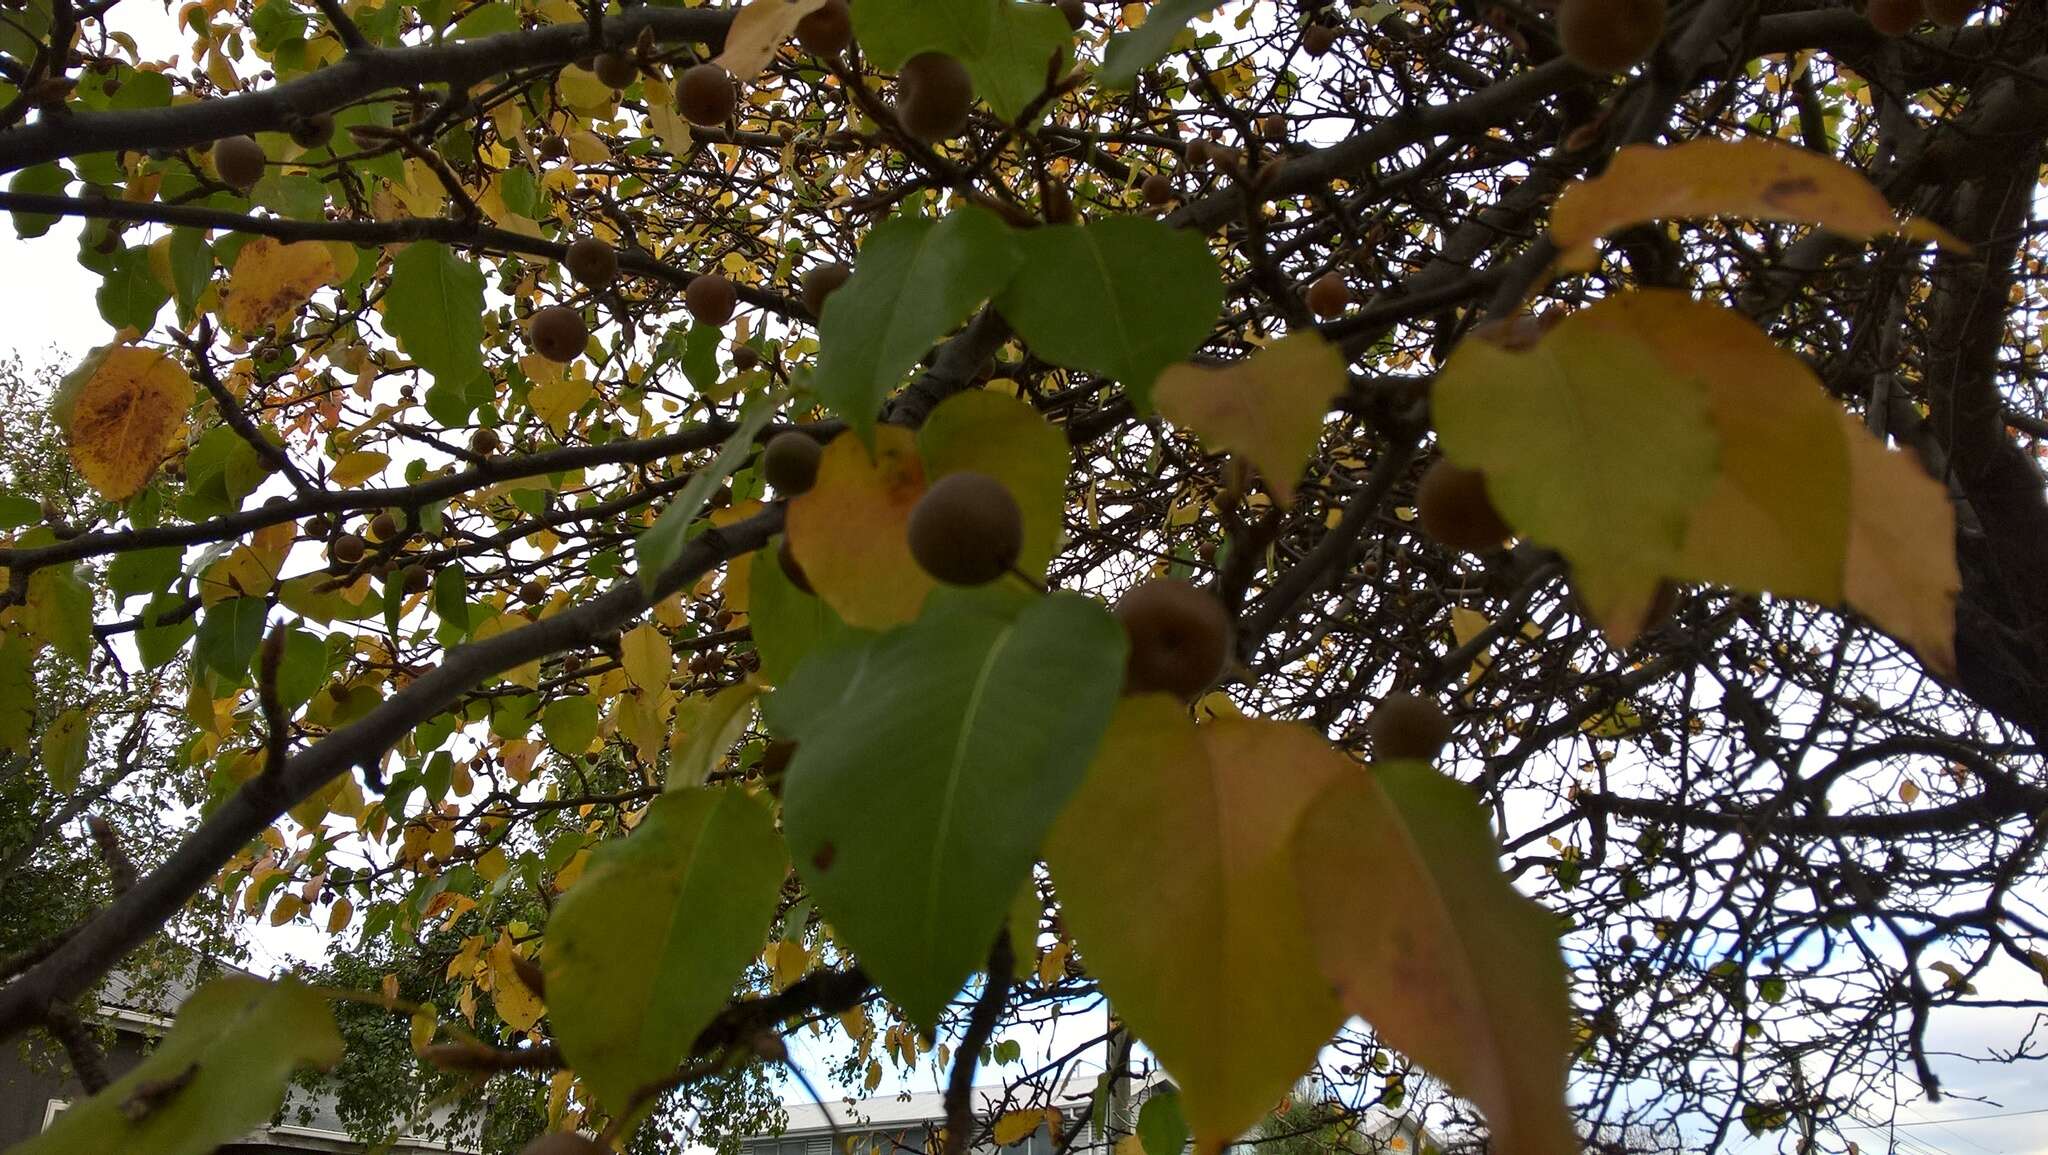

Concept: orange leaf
[[1154, 332, 1344, 506], [62, 345, 193, 501], [785, 426, 935, 629]]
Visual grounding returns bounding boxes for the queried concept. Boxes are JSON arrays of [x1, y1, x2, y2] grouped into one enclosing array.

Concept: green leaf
[[275, 628, 328, 710], [668, 682, 762, 789], [995, 217, 1221, 409], [25, 563, 94, 665], [851, 0, 994, 69], [1043, 700, 1348, 1146], [385, 241, 487, 402], [958, 2, 1072, 123], [15, 977, 341, 1155], [97, 246, 170, 333], [635, 390, 778, 590], [169, 229, 214, 325], [0, 490, 41, 529], [108, 544, 184, 598], [9, 162, 68, 238], [780, 590, 1125, 1026], [452, 0, 518, 38], [135, 591, 196, 668], [748, 533, 854, 686], [682, 322, 722, 393], [1433, 299, 1717, 642], [41, 707, 89, 793], [542, 787, 787, 1117], [195, 596, 269, 682], [1137, 1088, 1189, 1155], [542, 695, 600, 755], [1099, 0, 1220, 89], [814, 206, 1022, 439], [0, 633, 35, 754], [1291, 762, 1579, 1155]]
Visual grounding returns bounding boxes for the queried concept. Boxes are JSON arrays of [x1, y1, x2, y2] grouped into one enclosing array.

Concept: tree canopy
[[2, 1, 2045, 1154]]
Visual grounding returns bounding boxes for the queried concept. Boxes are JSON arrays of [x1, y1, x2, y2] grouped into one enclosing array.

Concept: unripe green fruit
[[679, 63, 736, 127], [801, 263, 851, 317], [1865, 0, 1923, 35], [796, 0, 853, 56], [1116, 579, 1230, 701], [289, 112, 334, 149], [212, 135, 266, 190], [330, 533, 366, 565], [519, 1133, 607, 1155], [592, 51, 638, 90], [1368, 692, 1451, 761], [530, 306, 588, 363], [906, 471, 1022, 586], [565, 237, 619, 289], [1306, 271, 1350, 319], [897, 52, 973, 143], [1416, 459, 1512, 552], [686, 273, 738, 326], [1558, 0, 1665, 73], [761, 432, 823, 496]]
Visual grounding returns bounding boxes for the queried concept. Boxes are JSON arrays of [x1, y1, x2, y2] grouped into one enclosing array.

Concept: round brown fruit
[[732, 344, 761, 371], [761, 432, 823, 496], [1921, 0, 1974, 24], [519, 1133, 608, 1155], [897, 51, 973, 143], [1115, 579, 1231, 701], [530, 305, 588, 363], [796, 0, 853, 56], [1865, 0, 1924, 35], [1368, 692, 1451, 761], [1054, 0, 1086, 30], [369, 511, 398, 540], [565, 237, 619, 289], [401, 565, 432, 595], [1558, 0, 1665, 73], [776, 537, 814, 594], [289, 112, 334, 149], [330, 533, 366, 565], [1142, 172, 1173, 205], [1306, 271, 1350, 319], [801, 262, 851, 317], [519, 579, 548, 605], [906, 471, 1023, 586], [592, 51, 638, 90], [679, 63, 736, 127], [1259, 114, 1288, 140], [470, 428, 501, 456], [1416, 459, 1512, 552], [686, 273, 738, 326], [1304, 24, 1340, 57], [212, 135, 267, 190]]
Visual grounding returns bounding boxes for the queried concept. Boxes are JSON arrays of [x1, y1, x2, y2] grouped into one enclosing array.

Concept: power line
[[1838, 1106, 2048, 1129]]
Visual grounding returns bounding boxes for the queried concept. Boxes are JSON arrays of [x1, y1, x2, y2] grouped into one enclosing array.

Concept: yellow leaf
[[1449, 606, 1493, 685], [327, 898, 353, 934], [410, 1005, 437, 1052], [490, 934, 545, 1030], [1293, 762, 1578, 1155], [620, 623, 672, 693], [330, 450, 390, 487], [1899, 779, 1921, 804], [994, 1110, 1053, 1147], [715, 0, 828, 78], [1839, 411, 1959, 676], [786, 427, 935, 629], [61, 345, 193, 501], [1036, 941, 1069, 987], [1155, 332, 1344, 505], [565, 131, 611, 165], [1550, 138, 1965, 272], [220, 238, 336, 334], [528, 369, 591, 437], [1044, 699, 1347, 1147]]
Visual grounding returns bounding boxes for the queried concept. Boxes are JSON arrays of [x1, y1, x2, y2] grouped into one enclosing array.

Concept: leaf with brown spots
[[221, 238, 336, 335], [1549, 137, 1963, 272], [63, 345, 194, 502]]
